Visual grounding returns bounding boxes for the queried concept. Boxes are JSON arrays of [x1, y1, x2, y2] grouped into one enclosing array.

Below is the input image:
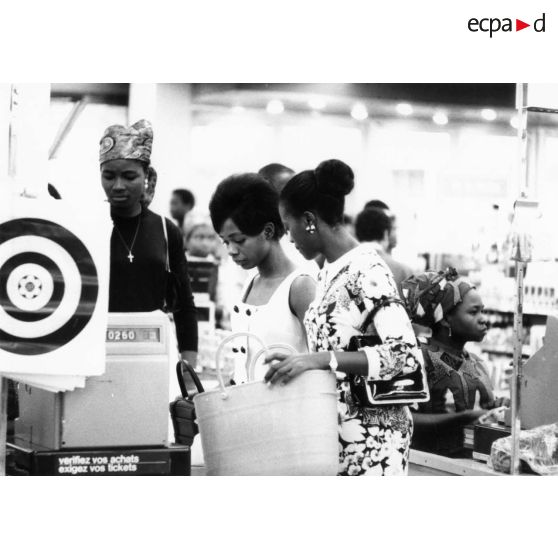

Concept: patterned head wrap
[[400, 268, 476, 328], [99, 119, 153, 165]]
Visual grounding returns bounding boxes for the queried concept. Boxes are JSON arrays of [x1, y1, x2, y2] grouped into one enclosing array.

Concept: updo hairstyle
[[279, 159, 354, 226]]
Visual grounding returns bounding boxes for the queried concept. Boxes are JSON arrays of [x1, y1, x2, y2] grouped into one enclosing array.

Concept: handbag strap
[[161, 215, 170, 272], [361, 296, 406, 332], [176, 360, 205, 399]]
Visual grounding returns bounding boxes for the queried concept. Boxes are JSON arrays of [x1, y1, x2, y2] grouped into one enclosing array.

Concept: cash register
[[8, 312, 190, 475]]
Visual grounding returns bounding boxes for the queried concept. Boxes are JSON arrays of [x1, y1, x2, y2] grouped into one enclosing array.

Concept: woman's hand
[[181, 350, 198, 369], [263, 352, 324, 385], [477, 406, 507, 425], [493, 396, 510, 408]]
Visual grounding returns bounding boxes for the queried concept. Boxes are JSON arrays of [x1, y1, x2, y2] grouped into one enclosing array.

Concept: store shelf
[[526, 106, 558, 114], [481, 348, 531, 358], [484, 307, 552, 318]]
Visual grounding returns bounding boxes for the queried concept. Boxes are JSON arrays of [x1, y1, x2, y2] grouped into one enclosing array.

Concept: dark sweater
[[108, 208, 198, 352]]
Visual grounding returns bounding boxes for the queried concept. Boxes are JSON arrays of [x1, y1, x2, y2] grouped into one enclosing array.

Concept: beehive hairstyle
[[209, 173, 285, 239]]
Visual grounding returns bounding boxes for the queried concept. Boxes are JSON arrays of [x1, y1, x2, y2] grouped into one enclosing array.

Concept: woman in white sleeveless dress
[[209, 173, 315, 382]]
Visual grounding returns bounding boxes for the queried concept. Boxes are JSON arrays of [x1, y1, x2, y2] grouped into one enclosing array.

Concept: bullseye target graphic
[[0, 218, 99, 355]]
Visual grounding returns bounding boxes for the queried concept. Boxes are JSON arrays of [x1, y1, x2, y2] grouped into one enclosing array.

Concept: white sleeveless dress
[[230, 270, 310, 382]]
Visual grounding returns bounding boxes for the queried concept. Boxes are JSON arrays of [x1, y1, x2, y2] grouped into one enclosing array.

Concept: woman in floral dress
[[264, 159, 423, 476]]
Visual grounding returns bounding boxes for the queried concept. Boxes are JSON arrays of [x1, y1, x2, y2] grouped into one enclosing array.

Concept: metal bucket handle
[[215, 332, 268, 398]]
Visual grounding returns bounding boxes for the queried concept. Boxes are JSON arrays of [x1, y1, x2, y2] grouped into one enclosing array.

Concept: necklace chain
[[113, 214, 141, 263]]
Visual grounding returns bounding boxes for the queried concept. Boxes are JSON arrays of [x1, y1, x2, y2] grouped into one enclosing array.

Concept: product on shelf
[[477, 261, 558, 315], [490, 422, 558, 475]]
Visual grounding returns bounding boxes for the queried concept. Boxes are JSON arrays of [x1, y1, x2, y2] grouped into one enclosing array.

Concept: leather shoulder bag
[[347, 297, 430, 406]]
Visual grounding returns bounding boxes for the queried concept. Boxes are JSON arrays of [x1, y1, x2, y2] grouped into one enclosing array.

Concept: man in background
[[364, 199, 398, 255], [258, 163, 295, 194], [258, 162, 320, 275], [355, 207, 413, 290], [170, 188, 196, 231]]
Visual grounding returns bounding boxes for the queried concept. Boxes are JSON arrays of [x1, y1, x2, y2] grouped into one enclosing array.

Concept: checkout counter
[[7, 312, 191, 476], [408, 422, 510, 475], [409, 450, 503, 476], [407, 315, 558, 476], [7, 310, 557, 476]]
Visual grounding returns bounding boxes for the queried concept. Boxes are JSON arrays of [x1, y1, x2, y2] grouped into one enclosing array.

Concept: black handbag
[[169, 361, 204, 446], [346, 297, 429, 406], [161, 215, 182, 313]]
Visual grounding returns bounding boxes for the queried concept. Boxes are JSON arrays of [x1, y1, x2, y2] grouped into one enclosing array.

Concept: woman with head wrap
[[401, 269, 507, 456], [99, 120, 198, 367]]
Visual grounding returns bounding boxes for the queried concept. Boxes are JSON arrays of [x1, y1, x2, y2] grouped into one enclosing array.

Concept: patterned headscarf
[[99, 119, 153, 165], [400, 268, 476, 328]]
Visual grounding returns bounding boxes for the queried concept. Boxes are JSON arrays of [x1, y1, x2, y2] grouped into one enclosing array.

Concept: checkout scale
[[8, 312, 191, 475]]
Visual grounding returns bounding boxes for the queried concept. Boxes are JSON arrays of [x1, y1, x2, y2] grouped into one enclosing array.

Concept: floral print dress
[[304, 244, 422, 476]]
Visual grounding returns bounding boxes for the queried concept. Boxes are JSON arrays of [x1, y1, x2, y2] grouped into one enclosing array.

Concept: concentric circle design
[[0, 218, 99, 355], [6, 260, 57, 315]]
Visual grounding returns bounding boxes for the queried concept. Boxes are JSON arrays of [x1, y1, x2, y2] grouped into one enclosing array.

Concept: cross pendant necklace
[[113, 214, 142, 264]]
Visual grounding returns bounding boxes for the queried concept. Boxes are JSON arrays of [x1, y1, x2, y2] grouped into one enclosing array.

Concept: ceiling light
[[266, 99, 284, 115], [510, 114, 527, 130], [396, 103, 413, 116], [351, 102, 368, 121], [432, 111, 448, 126], [308, 97, 327, 111], [481, 108, 497, 121]]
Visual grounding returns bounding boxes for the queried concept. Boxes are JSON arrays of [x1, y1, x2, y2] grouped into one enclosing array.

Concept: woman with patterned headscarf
[[99, 120, 198, 367], [401, 269, 508, 456]]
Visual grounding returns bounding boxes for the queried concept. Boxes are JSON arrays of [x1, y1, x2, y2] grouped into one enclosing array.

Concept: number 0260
[[106, 329, 136, 342]]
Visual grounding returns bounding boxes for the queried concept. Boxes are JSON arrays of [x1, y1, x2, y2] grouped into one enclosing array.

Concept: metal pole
[[0, 378, 7, 476], [509, 83, 529, 475], [0, 85, 18, 475], [49, 97, 88, 160], [7, 85, 18, 180], [510, 260, 525, 475]]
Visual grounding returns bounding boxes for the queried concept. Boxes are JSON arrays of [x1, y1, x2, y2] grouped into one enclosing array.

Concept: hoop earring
[[305, 223, 316, 235]]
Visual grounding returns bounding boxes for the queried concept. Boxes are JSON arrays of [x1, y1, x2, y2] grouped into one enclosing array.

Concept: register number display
[[106, 327, 160, 343]]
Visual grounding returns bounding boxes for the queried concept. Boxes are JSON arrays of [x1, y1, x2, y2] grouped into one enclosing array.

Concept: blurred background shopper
[[355, 206, 413, 291], [170, 188, 196, 238], [364, 199, 398, 255], [258, 163, 295, 195]]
